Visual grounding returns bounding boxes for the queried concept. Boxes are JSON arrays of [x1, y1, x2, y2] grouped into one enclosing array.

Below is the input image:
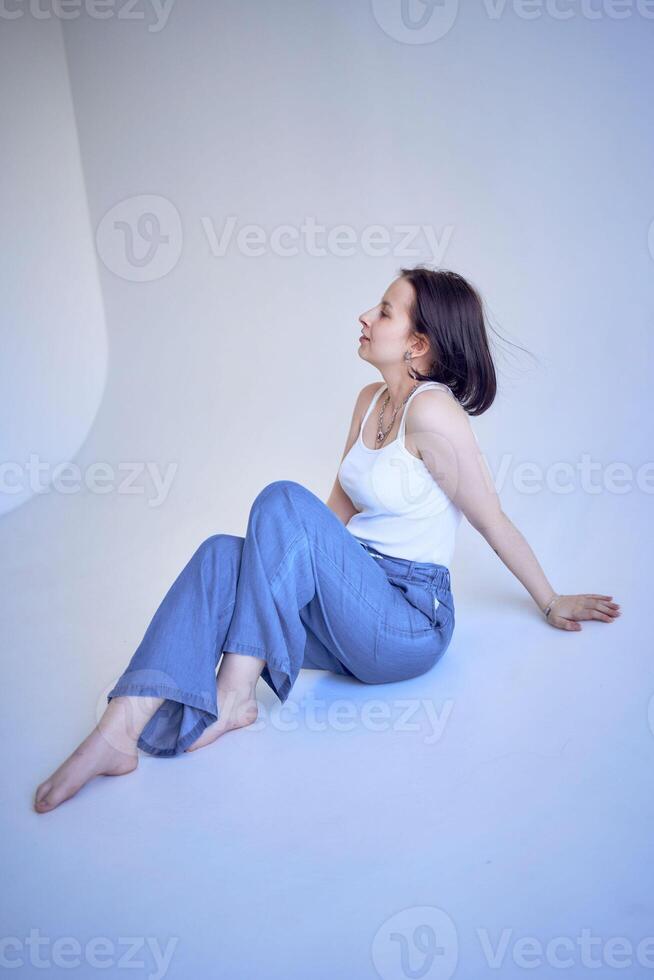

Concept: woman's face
[[358, 276, 421, 366]]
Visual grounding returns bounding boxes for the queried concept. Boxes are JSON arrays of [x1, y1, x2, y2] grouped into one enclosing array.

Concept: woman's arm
[[409, 390, 621, 630], [326, 478, 358, 527], [325, 382, 382, 526]]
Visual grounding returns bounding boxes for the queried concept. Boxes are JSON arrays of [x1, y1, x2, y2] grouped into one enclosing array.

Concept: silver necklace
[[375, 381, 421, 447]]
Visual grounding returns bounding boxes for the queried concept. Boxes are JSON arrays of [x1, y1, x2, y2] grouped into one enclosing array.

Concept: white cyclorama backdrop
[[2, 4, 652, 979]]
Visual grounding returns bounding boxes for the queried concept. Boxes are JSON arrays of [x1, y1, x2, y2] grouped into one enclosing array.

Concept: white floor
[[3, 488, 650, 980]]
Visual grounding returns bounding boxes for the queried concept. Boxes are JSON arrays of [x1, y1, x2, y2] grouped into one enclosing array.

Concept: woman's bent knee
[[252, 479, 308, 510], [194, 533, 225, 559]]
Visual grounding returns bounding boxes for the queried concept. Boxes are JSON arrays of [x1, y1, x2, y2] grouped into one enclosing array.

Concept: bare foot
[[185, 683, 258, 752], [33, 727, 138, 814]]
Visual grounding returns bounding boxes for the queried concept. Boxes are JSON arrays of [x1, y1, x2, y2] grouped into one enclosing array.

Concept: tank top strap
[[360, 382, 388, 433], [398, 381, 453, 439]]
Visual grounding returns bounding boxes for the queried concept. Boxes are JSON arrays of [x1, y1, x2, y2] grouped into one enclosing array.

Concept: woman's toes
[[32, 735, 139, 813], [34, 792, 57, 812], [34, 774, 79, 812], [34, 782, 53, 811], [34, 786, 65, 812]]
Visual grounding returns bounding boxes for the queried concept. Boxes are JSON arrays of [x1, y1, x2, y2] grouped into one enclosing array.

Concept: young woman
[[33, 266, 620, 812]]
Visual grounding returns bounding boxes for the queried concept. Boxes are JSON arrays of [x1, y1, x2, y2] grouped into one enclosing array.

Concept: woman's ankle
[[215, 680, 256, 727], [96, 694, 163, 754]]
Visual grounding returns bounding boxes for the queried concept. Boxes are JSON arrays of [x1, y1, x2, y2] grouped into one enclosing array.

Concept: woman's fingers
[[587, 608, 616, 622], [594, 600, 620, 617], [581, 598, 620, 619]]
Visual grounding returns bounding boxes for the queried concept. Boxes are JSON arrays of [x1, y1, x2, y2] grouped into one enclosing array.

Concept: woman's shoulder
[[410, 382, 461, 411], [354, 380, 386, 414], [405, 383, 470, 438], [360, 379, 386, 398]]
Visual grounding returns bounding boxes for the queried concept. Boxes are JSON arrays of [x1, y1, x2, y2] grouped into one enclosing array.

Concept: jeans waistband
[[359, 541, 451, 590]]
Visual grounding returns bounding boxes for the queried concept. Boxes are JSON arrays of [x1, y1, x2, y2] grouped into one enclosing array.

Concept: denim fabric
[[107, 480, 456, 757]]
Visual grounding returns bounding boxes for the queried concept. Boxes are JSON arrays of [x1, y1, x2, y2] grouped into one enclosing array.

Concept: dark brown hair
[[399, 264, 516, 416]]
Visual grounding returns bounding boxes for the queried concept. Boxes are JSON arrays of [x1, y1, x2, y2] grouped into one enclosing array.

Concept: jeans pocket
[[430, 583, 455, 631], [385, 575, 437, 634]]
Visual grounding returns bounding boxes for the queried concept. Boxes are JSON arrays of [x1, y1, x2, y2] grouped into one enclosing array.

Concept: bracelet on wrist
[[543, 594, 560, 618]]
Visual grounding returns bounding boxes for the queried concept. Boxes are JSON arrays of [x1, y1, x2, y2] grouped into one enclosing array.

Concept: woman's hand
[[544, 594, 621, 631]]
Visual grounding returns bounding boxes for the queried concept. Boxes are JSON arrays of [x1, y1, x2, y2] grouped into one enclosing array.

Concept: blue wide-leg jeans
[[106, 480, 455, 756]]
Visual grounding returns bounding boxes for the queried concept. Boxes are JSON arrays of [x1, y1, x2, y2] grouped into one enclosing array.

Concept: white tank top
[[337, 381, 463, 566]]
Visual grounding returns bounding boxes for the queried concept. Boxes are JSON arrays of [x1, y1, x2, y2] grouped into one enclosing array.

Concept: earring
[[404, 350, 415, 379]]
